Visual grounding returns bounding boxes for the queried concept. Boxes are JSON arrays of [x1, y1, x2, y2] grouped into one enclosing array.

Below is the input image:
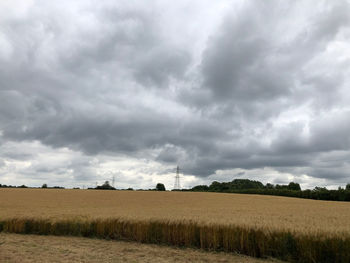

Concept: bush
[[95, 181, 116, 190], [156, 183, 166, 191]]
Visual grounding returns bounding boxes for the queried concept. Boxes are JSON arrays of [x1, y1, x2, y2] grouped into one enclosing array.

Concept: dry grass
[[0, 188, 350, 262], [0, 233, 282, 263], [0, 188, 349, 236]]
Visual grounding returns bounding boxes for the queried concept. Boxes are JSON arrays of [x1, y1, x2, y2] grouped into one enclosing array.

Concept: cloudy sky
[[1, 0, 350, 190]]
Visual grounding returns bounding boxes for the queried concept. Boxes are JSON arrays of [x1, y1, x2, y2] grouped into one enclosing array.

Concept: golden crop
[[1, 188, 349, 235], [1, 188, 350, 262]]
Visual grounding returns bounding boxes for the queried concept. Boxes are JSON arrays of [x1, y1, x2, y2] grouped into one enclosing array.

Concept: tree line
[[188, 179, 350, 201], [3, 178, 350, 201], [0, 181, 165, 191]]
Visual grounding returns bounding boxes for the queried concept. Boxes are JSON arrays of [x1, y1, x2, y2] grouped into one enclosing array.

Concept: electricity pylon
[[174, 165, 181, 190]]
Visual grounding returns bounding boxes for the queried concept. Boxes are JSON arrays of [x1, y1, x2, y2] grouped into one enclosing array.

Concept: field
[[1, 188, 350, 262]]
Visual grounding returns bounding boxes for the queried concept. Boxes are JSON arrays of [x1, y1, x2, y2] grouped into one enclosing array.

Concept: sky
[[1, 0, 350, 190]]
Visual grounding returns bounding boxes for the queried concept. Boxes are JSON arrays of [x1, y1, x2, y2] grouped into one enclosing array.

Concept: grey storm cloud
[[201, 1, 349, 107], [0, 0, 350, 188]]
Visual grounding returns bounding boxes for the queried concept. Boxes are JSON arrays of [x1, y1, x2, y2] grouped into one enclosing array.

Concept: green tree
[[265, 183, 274, 189], [346, 184, 350, 190], [156, 183, 166, 191], [42, 183, 48, 188], [230, 179, 265, 189], [192, 185, 209, 191], [288, 182, 301, 191], [96, 181, 116, 190]]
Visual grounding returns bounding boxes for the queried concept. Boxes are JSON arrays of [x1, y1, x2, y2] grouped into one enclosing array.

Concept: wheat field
[[1, 188, 350, 235], [1, 188, 350, 262]]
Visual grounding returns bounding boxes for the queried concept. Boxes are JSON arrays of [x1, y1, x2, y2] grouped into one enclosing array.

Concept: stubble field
[[0, 233, 282, 263], [0, 188, 349, 262]]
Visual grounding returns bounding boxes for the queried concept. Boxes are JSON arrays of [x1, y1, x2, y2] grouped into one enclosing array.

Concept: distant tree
[[209, 181, 223, 191], [265, 183, 274, 189], [288, 182, 301, 191], [313, 186, 328, 191], [346, 184, 350, 191], [42, 183, 48, 188], [230, 179, 264, 189], [275, 184, 290, 190], [156, 183, 166, 191], [191, 185, 209, 191], [208, 179, 265, 192], [96, 181, 116, 190], [19, 185, 27, 188]]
